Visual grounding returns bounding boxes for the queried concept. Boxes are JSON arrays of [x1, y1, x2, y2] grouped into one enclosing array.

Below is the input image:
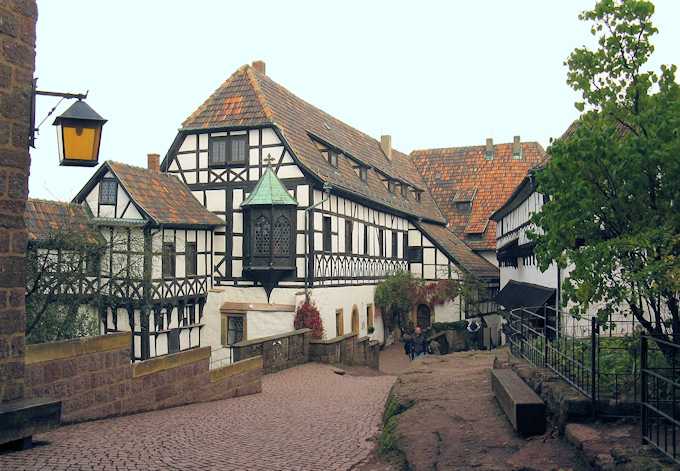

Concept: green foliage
[[374, 271, 417, 331], [379, 393, 413, 456], [432, 320, 469, 332], [27, 303, 99, 345], [531, 0, 680, 346]]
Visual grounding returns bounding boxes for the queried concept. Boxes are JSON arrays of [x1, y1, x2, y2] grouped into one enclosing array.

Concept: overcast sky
[[31, 0, 680, 201]]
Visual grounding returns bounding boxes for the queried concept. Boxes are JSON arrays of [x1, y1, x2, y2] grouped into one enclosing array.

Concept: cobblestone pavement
[[0, 363, 395, 470]]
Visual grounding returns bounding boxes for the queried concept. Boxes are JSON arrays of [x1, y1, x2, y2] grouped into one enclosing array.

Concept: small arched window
[[255, 215, 271, 256], [272, 215, 291, 256]]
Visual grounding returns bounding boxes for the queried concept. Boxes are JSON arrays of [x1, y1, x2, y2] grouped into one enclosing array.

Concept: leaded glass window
[[255, 215, 271, 255], [99, 179, 117, 205], [272, 215, 291, 256]]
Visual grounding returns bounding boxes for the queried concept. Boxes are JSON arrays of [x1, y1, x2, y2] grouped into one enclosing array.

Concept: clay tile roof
[[179, 65, 445, 224], [411, 142, 547, 251], [25, 199, 101, 244], [415, 221, 498, 280], [106, 162, 224, 227]]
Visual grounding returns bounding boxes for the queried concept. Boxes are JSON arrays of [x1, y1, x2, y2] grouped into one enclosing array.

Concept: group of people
[[402, 326, 428, 360]]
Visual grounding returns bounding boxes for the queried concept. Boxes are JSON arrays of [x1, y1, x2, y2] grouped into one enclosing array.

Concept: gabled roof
[[25, 199, 102, 245], [176, 64, 445, 224], [415, 221, 499, 281], [242, 166, 298, 207], [411, 142, 547, 251], [73, 161, 224, 227]]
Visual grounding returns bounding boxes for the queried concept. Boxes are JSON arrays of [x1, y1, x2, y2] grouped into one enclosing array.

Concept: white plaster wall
[[248, 311, 296, 339], [433, 297, 463, 323], [478, 250, 498, 267], [500, 258, 559, 289]]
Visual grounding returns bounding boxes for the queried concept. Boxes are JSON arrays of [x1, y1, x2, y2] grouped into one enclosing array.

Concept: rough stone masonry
[[0, 0, 37, 404]]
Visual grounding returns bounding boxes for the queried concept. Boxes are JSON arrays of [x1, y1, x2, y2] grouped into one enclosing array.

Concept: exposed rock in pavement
[[380, 349, 586, 470], [565, 422, 679, 471]]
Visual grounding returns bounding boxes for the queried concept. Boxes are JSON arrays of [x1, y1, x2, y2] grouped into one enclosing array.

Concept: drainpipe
[[304, 182, 332, 302]]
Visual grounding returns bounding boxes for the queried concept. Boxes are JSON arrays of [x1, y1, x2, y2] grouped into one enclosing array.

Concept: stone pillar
[[0, 0, 37, 404]]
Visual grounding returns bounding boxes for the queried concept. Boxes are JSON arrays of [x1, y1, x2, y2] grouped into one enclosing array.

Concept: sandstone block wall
[[0, 0, 37, 404], [232, 328, 311, 374], [24, 332, 262, 424], [309, 333, 380, 368]]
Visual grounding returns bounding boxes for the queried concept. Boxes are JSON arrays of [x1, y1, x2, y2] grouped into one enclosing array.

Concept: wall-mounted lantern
[[29, 79, 107, 167], [52, 100, 107, 167]]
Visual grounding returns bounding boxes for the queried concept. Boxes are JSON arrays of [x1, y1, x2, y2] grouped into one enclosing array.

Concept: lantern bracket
[[29, 78, 89, 148]]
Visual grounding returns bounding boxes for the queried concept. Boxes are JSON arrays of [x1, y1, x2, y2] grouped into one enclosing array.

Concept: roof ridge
[[411, 141, 544, 155], [28, 197, 78, 206], [182, 65, 250, 128]]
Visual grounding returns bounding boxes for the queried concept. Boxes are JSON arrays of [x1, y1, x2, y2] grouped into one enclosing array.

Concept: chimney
[[147, 153, 160, 172], [485, 138, 494, 160], [252, 60, 266, 75], [512, 135, 522, 159], [380, 135, 392, 160]]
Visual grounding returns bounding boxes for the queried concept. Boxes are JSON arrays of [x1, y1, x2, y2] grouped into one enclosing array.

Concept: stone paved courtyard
[[0, 363, 395, 470]]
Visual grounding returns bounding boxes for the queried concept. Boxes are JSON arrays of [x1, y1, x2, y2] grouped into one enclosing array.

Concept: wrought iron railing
[[641, 335, 680, 464], [505, 306, 639, 414]]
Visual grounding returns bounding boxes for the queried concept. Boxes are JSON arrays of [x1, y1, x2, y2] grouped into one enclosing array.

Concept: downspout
[[304, 182, 332, 302]]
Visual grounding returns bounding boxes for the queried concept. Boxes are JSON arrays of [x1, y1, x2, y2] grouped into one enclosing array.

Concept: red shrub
[[294, 300, 324, 339]]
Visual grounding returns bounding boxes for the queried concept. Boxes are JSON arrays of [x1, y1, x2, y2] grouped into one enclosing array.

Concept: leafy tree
[[375, 271, 417, 331], [532, 0, 680, 351], [26, 227, 145, 344]]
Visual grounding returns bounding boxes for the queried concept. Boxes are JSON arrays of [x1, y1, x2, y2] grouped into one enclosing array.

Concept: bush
[[431, 320, 468, 333], [294, 300, 324, 339]]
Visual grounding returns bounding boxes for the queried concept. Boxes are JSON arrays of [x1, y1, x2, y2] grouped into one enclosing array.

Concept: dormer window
[[99, 178, 117, 205], [328, 151, 338, 168], [388, 180, 396, 194], [414, 191, 421, 202], [209, 134, 248, 167], [456, 201, 472, 213], [401, 184, 408, 199], [359, 167, 368, 183]]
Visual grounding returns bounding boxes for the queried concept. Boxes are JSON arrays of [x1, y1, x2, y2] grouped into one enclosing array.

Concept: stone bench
[[491, 368, 545, 436]]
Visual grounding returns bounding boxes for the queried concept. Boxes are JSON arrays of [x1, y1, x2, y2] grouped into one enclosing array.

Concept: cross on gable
[[263, 153, 275, 166]]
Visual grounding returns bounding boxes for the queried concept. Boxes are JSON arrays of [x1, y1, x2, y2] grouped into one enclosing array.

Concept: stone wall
[[232, 328, 311, 374], [309, 333, 380, 367], [24, 332, 262, 424], [0, 0, 37, 405]]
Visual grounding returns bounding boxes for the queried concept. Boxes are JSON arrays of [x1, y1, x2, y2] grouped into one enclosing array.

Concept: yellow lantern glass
[[53, 100, 106, 167]]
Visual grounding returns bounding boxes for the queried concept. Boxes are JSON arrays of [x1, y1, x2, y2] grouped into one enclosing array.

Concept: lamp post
[[303, 181, 332, 302], [29, 79, 107, 167]]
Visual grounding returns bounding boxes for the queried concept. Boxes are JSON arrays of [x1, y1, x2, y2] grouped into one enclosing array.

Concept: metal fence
[[641, 335, 680, 463], [505, 306, 640, 413]]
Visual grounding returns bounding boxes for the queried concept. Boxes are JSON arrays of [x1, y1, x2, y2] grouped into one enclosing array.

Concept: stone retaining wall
[[24, 332, 262, 424], [310, 333, 380, 367], [232, 328, 311, 374]]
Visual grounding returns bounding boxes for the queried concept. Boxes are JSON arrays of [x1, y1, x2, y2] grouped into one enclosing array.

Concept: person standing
[[402, 328, 414, 360], [412, 326, 428, 359]]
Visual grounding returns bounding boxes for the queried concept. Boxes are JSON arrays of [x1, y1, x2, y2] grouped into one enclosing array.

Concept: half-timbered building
[[411, 137, 547, 266], [69, 157, 224, 360], [161, 61, 500, 352]]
